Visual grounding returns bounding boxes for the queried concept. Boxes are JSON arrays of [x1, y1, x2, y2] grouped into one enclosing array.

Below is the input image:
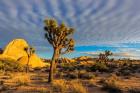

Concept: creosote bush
[[128, 87, 140, 93], [65, 72, 78, 79], [0, 60, 25, 72], [60, 62, 77, 71], [78, 70, 95, 79], [101, 74, 122, 93], [90, 62, 108, 72]]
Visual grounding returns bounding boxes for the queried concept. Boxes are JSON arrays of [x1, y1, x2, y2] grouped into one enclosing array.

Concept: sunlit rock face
[[17, 54, 47, 68], [1, 39, 48, 68], [3, 39, 29, 59]]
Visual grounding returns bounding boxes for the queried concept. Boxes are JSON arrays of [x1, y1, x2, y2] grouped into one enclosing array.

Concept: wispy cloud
[[0, 0, 140, 58]]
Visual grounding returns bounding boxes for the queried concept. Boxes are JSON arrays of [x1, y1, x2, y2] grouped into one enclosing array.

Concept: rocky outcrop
[[3, 39, 28, 60], [59, 58, 76, 63], [0, 39, 49, 68]]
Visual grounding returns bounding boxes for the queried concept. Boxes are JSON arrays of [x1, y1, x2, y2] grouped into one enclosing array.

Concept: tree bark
[[48, 48, 59, 83], [54, 50, 60, 71], [26, 55, 30, 73]]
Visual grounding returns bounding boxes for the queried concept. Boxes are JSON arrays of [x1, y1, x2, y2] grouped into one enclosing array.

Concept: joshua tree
[[24, 46, 35, 73], [0, 48, 3, 54], [104, 50, 113, 60], [99, 50, 113, 63], [44, 19, 75, 83]]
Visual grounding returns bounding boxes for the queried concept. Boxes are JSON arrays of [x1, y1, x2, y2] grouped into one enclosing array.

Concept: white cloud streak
[[0, 0, 140, 57]]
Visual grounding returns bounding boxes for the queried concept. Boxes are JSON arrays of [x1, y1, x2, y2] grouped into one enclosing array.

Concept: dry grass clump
[[128, 87, 140, 93], [86, 79, 97, 87], [0, 80, 8, 91], [78, 70, 95, 79], [52, 79, 87, 93], [101, 74, 122, 93], [12, 73, 31, 86], [70, 80, 87, 93], [52, 79, 68, 93], [17, 86, 50, 93]]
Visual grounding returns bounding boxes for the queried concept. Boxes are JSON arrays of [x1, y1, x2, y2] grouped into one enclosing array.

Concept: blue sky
[[0, 0, 140, 59]]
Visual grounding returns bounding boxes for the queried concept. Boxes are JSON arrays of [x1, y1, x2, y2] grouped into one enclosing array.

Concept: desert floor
[[0, 71, 140, 93]]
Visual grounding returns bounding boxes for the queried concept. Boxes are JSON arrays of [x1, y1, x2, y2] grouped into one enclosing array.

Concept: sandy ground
[[0, 71, 140, 93]]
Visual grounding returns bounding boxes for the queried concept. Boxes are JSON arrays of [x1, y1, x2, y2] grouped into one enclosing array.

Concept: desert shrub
[[0, 80, 4, 85], [39, 88, 50, 93], [80, 73, 95, 79], [78, 70, 95, 79], [90, 62, 108, 72], [17, 86, 50, 93], [70, 80, 87, 93], [55, 71, 64, 78], [65, 72, 78, 79], [118, 66, 132, 76], [87, 79, 96, 87], [0, 60, 25, 72], [131, 64, 140, 73], [52, 79, 87, 93], [0, 87, 7, 92], [33, 67, 43, 72], [52, 79, 68, 93], [128, 87, 140, 93], [0, 61, 5, 70], [12, 73, 31, 86], [0, 84, 8, 91], [101, 74, 122, 93], [102, 80, 122, 93], [60, 62, 78, 71], [121, 69, 131, 76]]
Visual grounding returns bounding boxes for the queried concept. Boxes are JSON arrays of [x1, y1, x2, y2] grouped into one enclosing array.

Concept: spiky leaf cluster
[[24, 46, 35, 56], [44, 19, 75, 54]]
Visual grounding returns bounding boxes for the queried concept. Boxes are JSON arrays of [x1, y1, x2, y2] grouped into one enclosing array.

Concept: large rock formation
[[3, 39, 29, 60], [0, 39, 49, 68]]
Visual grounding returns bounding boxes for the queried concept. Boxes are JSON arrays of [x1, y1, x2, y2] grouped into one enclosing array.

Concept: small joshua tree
[[0, 48, 3, 54], [24, 46, 35, 73], [104, 50, 113, 61], [44, 19, 75, 83], [99, 50, 113, 63]]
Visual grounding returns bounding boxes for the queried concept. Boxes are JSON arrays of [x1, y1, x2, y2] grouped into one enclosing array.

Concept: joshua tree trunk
[[26, 55, 30, 73], [54, 51, 60, 71], [48, 48, 59, 83]]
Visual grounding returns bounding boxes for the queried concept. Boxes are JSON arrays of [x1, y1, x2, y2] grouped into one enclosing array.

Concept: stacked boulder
[[0, 39, 49, 68]]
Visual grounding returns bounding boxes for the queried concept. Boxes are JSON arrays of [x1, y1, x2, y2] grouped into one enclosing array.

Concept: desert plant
[[24, 46, 35, 73], [78, 70, 95, 79], [0, 61, 5, 71], [79, 73, 95, 79], [102, 80, 122, 93], [0, 48, 3, 54], [52, 79, 68, 93], [98, 50, 113, 63], [70, 80, 87, 93], [60, 62, 77, 71], [91, 62, 108, 72], [101, 74, 121, 93], [0, 60, 25, 72], [12, 73, 31, 86], [65, 72, 78, 79], [128, 87, 140, 93], [44, 19, 75, 83]]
